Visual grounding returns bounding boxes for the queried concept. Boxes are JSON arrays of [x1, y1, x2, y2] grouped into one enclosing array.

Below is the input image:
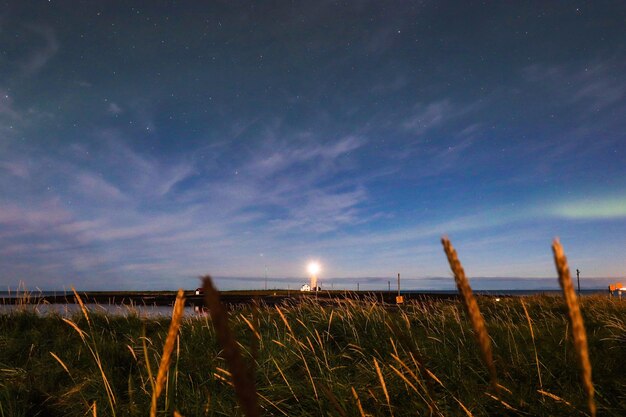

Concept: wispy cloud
[[0, 128, 378, 285], [523, 59, 626, 113], [0, 88, 57, 144], [0, 90, 22, 138], [552, 197, 626, 220], [267, 186, 369, 233], [0, 90, 22, 120], [0, 200, 72, 233], [19, 24, 59, 75], [247, 135, 365, 178], [74, 173, 126, 201], [177, 134, 370, 232], [88, 133, 195, 198], [402, 100, 453, 135], [0, 160, 29, 179], [107, 102, 123, 115]]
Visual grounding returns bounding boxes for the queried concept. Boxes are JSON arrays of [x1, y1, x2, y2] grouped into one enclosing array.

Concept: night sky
[[1, 1, 625, 290]]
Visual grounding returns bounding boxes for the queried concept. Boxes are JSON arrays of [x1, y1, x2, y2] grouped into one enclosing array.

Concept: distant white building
[[300, 284, 311, 292]]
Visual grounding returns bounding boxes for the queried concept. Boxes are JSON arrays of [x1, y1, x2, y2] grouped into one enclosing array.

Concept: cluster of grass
[[1, 239, 625, 416], [0, 292, 624, 416]]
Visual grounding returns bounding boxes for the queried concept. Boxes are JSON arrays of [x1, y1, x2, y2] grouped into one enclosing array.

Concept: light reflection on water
[[0, 303, 205, 318]]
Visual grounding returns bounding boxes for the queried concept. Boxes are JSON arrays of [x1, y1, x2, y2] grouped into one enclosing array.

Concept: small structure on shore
[[300, 283, 321, 292], [608, 282, 624, 298]]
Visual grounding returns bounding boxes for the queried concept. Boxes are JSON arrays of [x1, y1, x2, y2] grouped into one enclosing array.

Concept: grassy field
[[0, 294, 625, 416]]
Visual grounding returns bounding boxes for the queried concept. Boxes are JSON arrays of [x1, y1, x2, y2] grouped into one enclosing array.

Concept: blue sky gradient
[[1, 1, 625, 290]]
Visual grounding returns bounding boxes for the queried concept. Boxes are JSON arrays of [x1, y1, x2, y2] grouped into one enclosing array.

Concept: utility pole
[[396, 272, 404, 304], [357, 282, 359, 291], [397, 273, 401, 296], [388, 280, 391, 292], [576, 269, 581, 296]]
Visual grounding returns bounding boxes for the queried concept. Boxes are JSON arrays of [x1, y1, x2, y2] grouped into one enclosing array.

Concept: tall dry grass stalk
[[71, 286, 91, 325], [64, 290, 117, 415], [552, 239, 596, 417], [150, 288, 185, 417], [50, 351, 71, 376], [351, 387, 367, 417], [373, 357, 394, 416], [520, 299, 542, 392], [537, 389, 574, 408], [202, 275, 260, 417], [441, 237, 498, 390]]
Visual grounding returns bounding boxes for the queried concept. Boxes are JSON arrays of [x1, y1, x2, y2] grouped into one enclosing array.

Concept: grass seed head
[[441, 237, 498, 390], [150, 288, 185, 417], [552, 239, 596, 417]]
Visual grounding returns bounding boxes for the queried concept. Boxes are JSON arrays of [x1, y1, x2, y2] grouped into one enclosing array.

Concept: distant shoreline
[[0, 288, 612, 306]]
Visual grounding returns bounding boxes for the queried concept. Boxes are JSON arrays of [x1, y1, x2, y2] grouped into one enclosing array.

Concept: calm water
[[0, 302, 203, 317]]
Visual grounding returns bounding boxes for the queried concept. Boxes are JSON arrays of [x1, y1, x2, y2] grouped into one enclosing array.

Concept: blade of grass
[[521, 299, 543, 392], [202, 275, 259, 417]]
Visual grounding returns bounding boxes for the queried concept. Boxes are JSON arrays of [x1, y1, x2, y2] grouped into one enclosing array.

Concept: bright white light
[[307, 262, 321, 275]]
